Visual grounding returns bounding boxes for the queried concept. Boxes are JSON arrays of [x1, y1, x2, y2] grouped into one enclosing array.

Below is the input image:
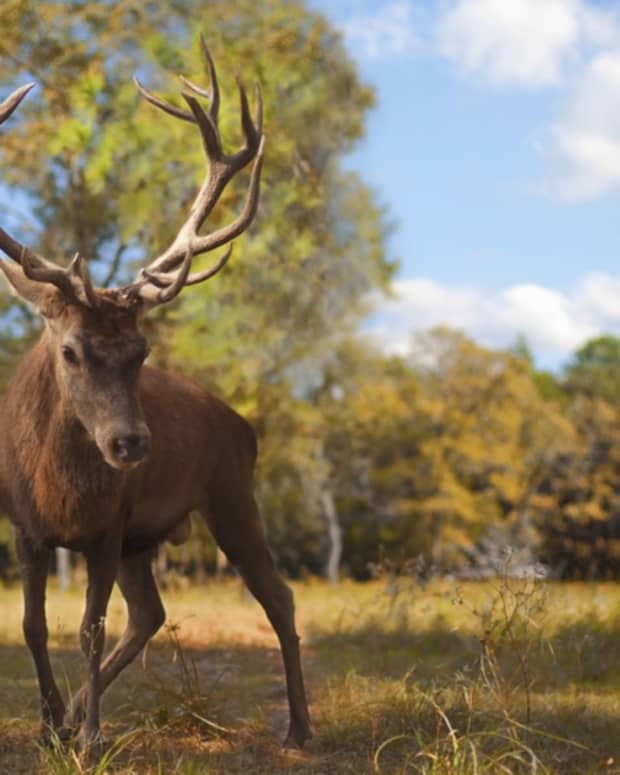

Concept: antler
[[0, 82, 35, 123], [0, 83, 100, 308], [0, 83, 40, 265], [122, 35, 264, 306], [0, 38, 263, 311]]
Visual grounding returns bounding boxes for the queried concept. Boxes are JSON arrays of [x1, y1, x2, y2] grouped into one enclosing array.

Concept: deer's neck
[[9, 337, 122, 539], [11, 336, 81, 455]]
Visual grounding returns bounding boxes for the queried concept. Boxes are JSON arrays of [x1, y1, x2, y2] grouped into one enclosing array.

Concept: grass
[[1, 572, 620, 773]]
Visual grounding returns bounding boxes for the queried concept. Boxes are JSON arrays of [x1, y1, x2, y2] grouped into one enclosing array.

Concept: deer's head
[[0, 38, 264, 471]]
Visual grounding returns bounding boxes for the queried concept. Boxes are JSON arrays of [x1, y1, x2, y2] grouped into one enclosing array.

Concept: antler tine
[[140, 243, 234, 290], [254, 84, 263, 134], [200, 33, 220, 122], [187, 137, 264, 254], [20, 250, 100, 309], [123, 38, 265, 309], [182, 92, 221, 159], [137, 244, 193, 304], [74, 253, 100, 308], [174, 243, 234, 286], [179, 75, 210, 100], [1, 84, 99, 310], [179, 34, 220, 120], [133, 77, 195, 124], [0, 84, 45, 268], [0, 82, 35, 125], [236, 76, 260, 150]]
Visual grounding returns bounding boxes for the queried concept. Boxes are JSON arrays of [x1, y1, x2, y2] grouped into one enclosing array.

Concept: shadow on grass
[[2, 604, 620, 773], [0, 636, 318, 774], [308, 616, 620, 688]]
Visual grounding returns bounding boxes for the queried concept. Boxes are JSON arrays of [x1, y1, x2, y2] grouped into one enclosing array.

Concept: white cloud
[[577, 272, 620, 323], [340, 1, 420, 58], [541, 50, 620, 199], [436, 0, 618, 86], [434, 2, 620, 200], [334, 1, 620, 201], [367, 273, 620, 367]]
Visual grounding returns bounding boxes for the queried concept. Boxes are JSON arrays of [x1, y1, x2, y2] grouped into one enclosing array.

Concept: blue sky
[[310, 0, 620, 370]]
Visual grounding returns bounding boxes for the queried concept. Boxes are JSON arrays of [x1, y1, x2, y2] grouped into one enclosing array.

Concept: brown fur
[[0, 65, 309, 759], [0, 292, 311, 754]]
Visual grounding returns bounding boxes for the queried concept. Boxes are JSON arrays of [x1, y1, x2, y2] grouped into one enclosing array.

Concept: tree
[[308, 339, 427, 577], [564, 335, 620, 406], [0, 1, 390, 307], [407, 328, 575, 569], [0, 0, 393, 577], [534, 335, 620, 578], [535, 394, 620, 578]]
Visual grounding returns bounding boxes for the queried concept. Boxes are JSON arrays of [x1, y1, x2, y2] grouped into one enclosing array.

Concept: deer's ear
[[0, 260, 64, 318]]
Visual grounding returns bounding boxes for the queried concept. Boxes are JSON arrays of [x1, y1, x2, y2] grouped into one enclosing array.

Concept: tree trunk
[[215, 547, 228, 580], [194, 539, 206, 584], [56, 547, 71, 591], [322, 487, 342, 585], [156, 544, 168, 587]]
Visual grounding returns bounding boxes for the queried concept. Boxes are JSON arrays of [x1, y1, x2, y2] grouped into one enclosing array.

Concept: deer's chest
[[17, 449, 125, 548]]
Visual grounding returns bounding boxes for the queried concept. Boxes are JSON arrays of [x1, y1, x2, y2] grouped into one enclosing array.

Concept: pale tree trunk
[[56, 547, 71, 591], [215, 547, 228, 580], [322, 487, 342, 585], [156, 544, 168, 586], [194, 539, 206, 584], [431, 514, 442, 569]]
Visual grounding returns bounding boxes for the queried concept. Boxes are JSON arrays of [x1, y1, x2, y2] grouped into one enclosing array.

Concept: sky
[[309, 0, 620, 370]]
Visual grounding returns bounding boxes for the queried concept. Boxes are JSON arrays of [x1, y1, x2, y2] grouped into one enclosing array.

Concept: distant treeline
[[2, 329, 620, 584]]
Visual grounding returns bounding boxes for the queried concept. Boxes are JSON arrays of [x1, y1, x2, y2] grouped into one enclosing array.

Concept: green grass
[[1, 575, 620, 773]]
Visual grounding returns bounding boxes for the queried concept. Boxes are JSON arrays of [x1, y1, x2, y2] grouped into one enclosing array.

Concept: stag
[[0, 40, 311, 757]]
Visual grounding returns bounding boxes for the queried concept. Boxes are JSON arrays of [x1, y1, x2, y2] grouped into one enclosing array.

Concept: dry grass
[[1, 574, 620, 773]]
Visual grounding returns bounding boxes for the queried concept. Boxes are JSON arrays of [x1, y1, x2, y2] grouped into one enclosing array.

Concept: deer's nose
[[112, 434, 150, 464]]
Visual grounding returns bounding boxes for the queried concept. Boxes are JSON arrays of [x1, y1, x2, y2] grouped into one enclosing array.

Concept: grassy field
[[1, 573, 620, 773]]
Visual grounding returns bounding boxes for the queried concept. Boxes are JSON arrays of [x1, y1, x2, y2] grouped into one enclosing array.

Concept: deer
[[0, 39, 312, 758]]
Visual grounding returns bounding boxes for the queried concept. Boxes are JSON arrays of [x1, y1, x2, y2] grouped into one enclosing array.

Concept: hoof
[[77, 729, 106, 764], [64, 692, 87, 730], [40, 723, 73, 748], [283, 722, 313, 750]]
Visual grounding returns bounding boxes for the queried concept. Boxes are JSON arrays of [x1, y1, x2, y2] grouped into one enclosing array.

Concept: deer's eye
[[61, 345, 79, 366]]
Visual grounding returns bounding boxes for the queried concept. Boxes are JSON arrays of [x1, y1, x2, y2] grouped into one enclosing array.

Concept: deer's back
[[125, 365, 258, 544]]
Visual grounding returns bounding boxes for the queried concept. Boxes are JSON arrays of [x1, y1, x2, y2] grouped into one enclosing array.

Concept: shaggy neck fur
[[7, 334, 123, 544]]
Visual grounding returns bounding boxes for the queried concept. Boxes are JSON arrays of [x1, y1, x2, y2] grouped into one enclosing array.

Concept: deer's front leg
[[15, 530, 65, 739], [67, 549, 165, 727], [76, 529, 123, 759]]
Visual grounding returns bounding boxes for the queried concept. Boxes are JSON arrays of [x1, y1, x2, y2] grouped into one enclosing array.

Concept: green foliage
[[564, 335, 620, 406], [532, 369, 568, 405], [2, 3, 620, 581], [313, 330, 576, 576], [528, 336, 620, 577], [535, 395, 620, 578], [0, 1, 391, 578]]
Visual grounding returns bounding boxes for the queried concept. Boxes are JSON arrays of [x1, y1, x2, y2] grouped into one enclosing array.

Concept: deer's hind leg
[[201, 495, 312, 749], [15, 530, 65, 740]]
